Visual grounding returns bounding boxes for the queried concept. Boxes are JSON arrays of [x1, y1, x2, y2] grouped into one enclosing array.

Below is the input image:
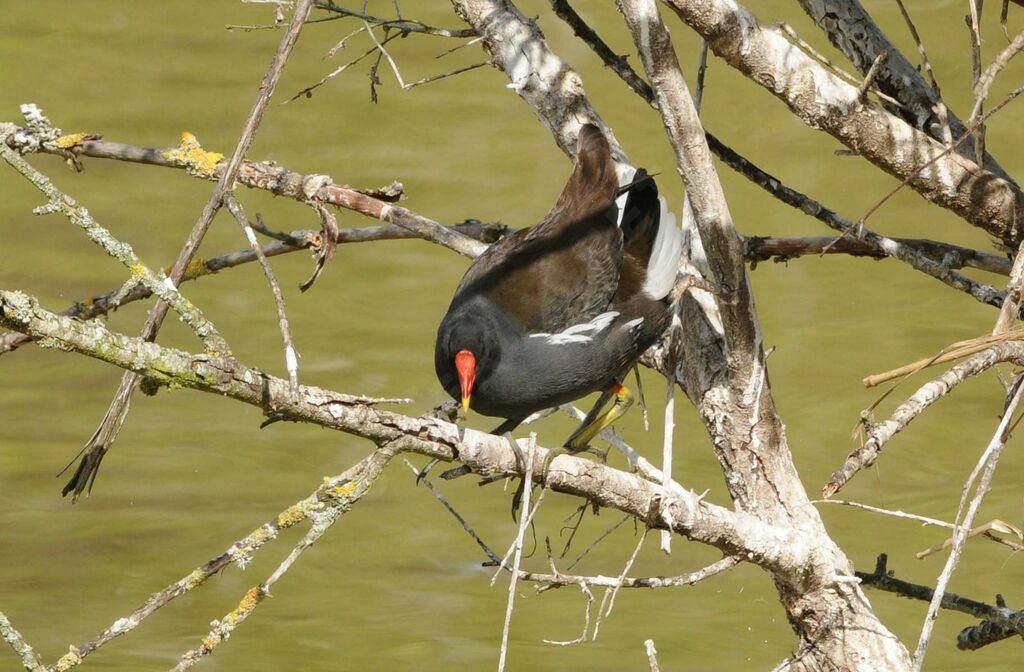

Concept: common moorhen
[[435, 124, 682, 452]]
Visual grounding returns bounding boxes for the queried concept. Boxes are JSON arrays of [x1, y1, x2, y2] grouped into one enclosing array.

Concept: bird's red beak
[[455, 349, 476, 413]]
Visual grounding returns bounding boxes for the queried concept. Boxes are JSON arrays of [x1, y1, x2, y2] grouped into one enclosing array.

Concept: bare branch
[[0, 220, 505, 357], [57, 0, 317, 500], [911, 381, 1024, 667], [0, 141, 228, 354], [795, 0, 1010, 180], [644, 639, 661, 672], [744, 236, 1011, 276], [313, 1, 475, 38], [0, 289, 806, 574], [856, 554, 1024, 650], [662, 0, 1024, 247], [170, 446, 395, 670], [824, 341, 1024, 497], [224, 195, 300, 390]]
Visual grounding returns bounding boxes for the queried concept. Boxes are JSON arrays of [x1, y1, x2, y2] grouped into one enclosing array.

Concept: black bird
[[435, 124, 682, 451]]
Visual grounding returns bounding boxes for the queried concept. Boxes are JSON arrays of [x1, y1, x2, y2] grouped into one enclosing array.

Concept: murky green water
[[2, 1, 1023, 670]]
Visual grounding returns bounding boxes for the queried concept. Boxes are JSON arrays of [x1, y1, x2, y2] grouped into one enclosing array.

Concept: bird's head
[[435, 301, 504, 414]]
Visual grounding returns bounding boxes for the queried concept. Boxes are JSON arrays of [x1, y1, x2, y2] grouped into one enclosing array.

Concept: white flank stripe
[[530, 311, 619, 345]]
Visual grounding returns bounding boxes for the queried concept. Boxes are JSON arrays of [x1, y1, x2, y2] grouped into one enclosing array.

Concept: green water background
[[2, 1, 1023, 670]]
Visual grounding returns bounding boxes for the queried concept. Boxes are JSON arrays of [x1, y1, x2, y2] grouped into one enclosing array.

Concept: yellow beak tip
[[461, 397, 471, 413]]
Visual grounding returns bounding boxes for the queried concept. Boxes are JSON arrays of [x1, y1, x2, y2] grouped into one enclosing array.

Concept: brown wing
[[453, 125, 623, 334]]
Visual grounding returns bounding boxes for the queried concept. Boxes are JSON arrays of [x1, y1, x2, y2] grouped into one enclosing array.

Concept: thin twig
[[693, 39, 708, 113], [911, 377, 1024, 670], [403, 61, 488, 90], [497, 436, 536, 672], [542, 583, 594, 645], [402, 459, 501, 563], [224, 195, 300, 391], [894, 0, 953, 145], [857, 51, 888, 102], [363, 20, 407, 88], [592, 528, 648, 640], [812, 499, 954, 529], [313, 1, 474, 38], [61, 0, 316, 499]]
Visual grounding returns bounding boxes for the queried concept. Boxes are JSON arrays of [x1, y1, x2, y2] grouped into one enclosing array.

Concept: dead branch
[[0, 289, 808, 575], [43, 447, 392, 670], [744, 235, 1011, 276], [0, 613, 43, 672], [856, 554, 1024, 651], [795, 0, 1010, 180], [0, 140, 229, 354], [4, 123, 486, 259], [661, 0, 1024, 247], [224, 195, 300, 389], [824, 340, 1024, 497], [0, 219, 505, 357]]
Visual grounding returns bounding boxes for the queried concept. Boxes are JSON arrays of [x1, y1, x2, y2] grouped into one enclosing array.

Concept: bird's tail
[[618, 168, 683, 301]]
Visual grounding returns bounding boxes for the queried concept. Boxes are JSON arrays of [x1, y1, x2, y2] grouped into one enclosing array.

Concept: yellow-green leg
[[537, 384, 635, 483], [565, 384, 635, 451]]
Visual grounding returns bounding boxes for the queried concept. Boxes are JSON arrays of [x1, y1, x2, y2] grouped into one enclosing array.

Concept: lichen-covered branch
[[17, 447, 392, 671], [0, 219, 506, 357], [169, 446, 394, 671], [3, 124, 486, 259], [0, 141, 229, 355], [0, 289, 809, 574], [0, 612, 44, 672]]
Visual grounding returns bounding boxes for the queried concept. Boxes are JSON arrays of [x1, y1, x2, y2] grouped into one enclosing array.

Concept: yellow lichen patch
[[183, 567, 208, 590], [55, 648, 83, 672], [129, 263, 147, 278], [277, 504, 308, 528], [332, 481, 358, 498], [182, 258, 209, 281], [163, 131, 224, 177], [56, 133, 88, 149], [226, 587, 263, 624], [202, 634, 221, 651]]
